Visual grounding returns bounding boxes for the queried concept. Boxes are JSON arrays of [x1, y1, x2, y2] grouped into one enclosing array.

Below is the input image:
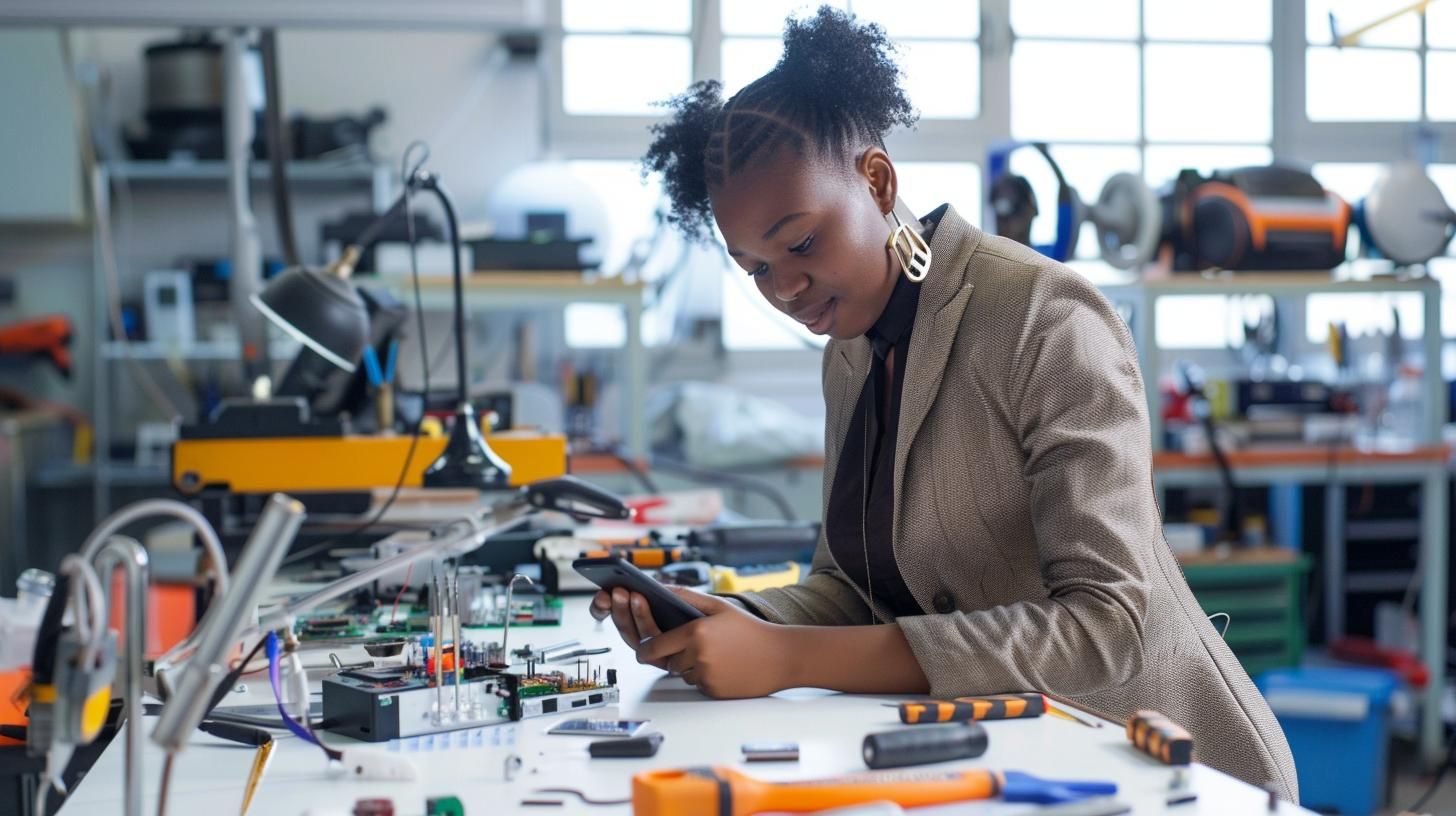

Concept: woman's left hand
[[637, 587, 792, 699]]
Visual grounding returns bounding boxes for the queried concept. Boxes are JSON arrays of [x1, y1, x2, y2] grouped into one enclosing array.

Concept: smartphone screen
[[547, 718, 648, 738]]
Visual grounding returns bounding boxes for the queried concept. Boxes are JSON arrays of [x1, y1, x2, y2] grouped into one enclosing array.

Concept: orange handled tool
[[1126, 710, 1193, 765], [897, 692, 1045, 724], [581, 548, 685, 568], [632, 766, 1000, 816]]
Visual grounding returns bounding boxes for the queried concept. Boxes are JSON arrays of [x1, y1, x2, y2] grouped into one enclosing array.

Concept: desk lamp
[[269, 165, 512, 490], [250, 263, 371, 400]]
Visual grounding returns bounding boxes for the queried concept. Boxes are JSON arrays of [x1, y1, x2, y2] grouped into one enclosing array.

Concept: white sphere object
[[486, 161, 610, 268], [1365, 162, 1454, 266]]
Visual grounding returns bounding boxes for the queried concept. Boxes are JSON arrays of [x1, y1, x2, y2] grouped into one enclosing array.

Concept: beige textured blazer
[[736, 205, 1298, 799]]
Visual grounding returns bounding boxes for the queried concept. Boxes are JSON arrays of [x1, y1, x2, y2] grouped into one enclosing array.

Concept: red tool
[[1330, 636, 1428, 689], [0, 315, 73, 378]]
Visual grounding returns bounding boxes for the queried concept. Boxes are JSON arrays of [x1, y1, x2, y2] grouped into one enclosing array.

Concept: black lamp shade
[[250, 266, 370, 373]]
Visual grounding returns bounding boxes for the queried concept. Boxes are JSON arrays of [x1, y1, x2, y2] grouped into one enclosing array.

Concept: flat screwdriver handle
[[1126, 710, 1193, 765], [898, 693, 1045, 724]]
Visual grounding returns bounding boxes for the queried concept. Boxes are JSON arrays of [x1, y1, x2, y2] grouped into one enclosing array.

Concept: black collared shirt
[[824, 207, 944, 618]]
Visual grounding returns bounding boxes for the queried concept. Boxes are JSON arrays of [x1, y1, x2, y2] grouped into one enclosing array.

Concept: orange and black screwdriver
[[580, 547, 685, 568], [894, 692, 1045, 725], [1126, 710, 1193, 765]]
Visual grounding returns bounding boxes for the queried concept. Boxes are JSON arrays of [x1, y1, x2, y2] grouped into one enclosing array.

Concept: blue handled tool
[[382, 338, 398, 385], [362, 345, 384, 388], [1002, 771, 1118, 805]]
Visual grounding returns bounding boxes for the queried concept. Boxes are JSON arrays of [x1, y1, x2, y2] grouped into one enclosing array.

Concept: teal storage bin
[[1256, 667, 1398, 816]]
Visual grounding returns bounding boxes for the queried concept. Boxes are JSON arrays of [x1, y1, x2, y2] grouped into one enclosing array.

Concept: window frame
[[1279, 1, 1456, 163], [543, 0, 1456, 355]]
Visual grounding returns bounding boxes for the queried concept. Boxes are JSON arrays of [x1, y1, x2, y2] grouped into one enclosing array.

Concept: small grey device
[[547, 718, 648, 738]]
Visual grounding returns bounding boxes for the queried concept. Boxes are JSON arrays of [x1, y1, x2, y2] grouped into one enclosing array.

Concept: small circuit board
[[323, 659, 618, 740], [294, 613, 372, 642]]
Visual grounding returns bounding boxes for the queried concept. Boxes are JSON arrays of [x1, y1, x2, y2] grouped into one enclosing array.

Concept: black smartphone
[[572, 556, 706, 631]]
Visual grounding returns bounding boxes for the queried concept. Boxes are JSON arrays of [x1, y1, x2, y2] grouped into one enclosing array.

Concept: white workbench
[[61, 595, 1315, 815]]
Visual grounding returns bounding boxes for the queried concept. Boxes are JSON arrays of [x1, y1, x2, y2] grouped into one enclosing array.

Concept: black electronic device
[[571, 557, 705, 631], [861, 723, 989, 770], [589, 733, 664, 758], [322, 664, 619, 742], [467, 237, 597, 271]]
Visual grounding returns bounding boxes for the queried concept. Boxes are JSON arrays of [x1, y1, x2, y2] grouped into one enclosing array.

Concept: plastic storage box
[[1256, 667, 1398, 816]]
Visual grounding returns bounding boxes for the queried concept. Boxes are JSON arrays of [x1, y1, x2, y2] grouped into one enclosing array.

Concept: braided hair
[[643, 6, 918, 240]]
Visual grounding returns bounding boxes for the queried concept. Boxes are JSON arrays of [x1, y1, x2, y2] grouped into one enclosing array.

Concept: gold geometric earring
[[885, 208, 931, 282]]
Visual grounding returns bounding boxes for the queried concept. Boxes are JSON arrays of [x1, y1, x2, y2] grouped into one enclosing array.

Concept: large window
[[1010, 0, 1274, 257], [721, 0, 980, 117], [1306, 0, 1455, 122], [560, 0, 693, 116], [551, 1, 1456, 353]]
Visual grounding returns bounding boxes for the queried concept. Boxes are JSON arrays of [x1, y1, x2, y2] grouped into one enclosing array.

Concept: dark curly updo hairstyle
[[642, 6, 918, 241]]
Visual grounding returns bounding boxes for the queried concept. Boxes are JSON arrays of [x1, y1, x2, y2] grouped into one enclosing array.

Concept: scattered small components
[[426, 795, 465, 816], [742, 742, 799, 762], [1126, 710, 1193, 766], [352, 799, 395, 816]]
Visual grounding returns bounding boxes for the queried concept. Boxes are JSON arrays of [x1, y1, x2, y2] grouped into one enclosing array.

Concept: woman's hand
[[590, 586, 673, 669], [590, 585, 790, 698]]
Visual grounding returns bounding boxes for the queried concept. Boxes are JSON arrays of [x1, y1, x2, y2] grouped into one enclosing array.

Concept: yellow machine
[[173, 427, 567, 496]]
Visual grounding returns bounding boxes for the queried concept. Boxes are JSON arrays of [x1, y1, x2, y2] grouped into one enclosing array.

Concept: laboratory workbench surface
[[60, 595, 1314, 815]]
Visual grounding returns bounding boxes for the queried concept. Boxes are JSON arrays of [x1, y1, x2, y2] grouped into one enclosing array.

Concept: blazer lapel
[[827, 339, 872, 461], [893, 206, 982, 503]]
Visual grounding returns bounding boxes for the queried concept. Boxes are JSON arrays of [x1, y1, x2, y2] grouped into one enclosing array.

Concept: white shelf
[[1136, 271, 1438, 296], [100, 339, 301, 360], [105, 160, 385, 184]]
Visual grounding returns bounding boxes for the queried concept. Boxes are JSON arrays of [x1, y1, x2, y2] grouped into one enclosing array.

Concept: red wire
[[391, 562, 413, 623]]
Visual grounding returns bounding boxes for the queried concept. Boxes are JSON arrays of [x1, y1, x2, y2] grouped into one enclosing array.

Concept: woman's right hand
[[590, 587, 670, 669]]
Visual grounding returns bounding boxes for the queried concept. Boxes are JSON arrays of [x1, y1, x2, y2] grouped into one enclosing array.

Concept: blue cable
[[362, 346, 384, 388], [265, 631, 338, 759]]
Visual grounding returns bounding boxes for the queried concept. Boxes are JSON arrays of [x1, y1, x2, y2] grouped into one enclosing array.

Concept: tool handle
[[862, 723, 989, 769], [899, 693, 1044, 724], [198, 720, 273, 747], [632, 766, 1000, 816], [1126, 710, 1193, 765], [523, 476, 631, 521]]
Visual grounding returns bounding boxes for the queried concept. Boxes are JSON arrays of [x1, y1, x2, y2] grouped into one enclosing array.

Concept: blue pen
[[362, 345, 384, 388], [383, 338, 398, 385]]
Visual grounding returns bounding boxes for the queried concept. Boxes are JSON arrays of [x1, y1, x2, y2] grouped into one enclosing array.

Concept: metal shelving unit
[[1101, 268, 1450, 765], [89, 160, 391, 519]]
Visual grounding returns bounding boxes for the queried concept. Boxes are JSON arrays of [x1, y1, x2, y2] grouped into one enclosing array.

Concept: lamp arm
[[333, 171, 467, 409], [410, 173, 470, 410]]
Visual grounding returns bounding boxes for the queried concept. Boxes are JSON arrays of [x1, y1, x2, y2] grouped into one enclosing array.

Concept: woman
[[591, 7, 1297, 799]]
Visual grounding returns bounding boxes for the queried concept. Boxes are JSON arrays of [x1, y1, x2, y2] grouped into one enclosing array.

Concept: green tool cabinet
[[1179, 555, 1311, 677]]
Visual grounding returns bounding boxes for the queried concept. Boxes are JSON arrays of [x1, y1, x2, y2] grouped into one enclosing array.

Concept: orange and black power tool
[[1162, 165, 1350, 272], [0, 315, 74, 379]]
